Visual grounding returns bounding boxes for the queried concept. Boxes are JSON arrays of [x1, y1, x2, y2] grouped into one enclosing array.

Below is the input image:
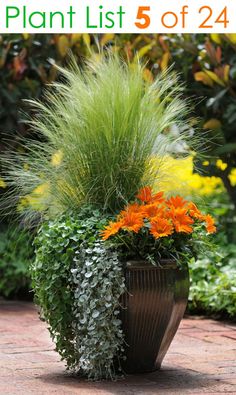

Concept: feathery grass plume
[[0, 53, 200, 222]]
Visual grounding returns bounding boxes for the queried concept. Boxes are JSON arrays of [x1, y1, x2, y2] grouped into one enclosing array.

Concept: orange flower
[[136, 186, 152, 203], [120, 202, 144, 216], [150, 218, 174, 239], [204, 214, 216, 234], [143, 204, 165, 219], [152, 191, 165, 204], [166, 195, 188, 209], [121, 211, 144, 233], [101, 190, 217, 242], [168, 207, 194, 234], [188, 202, 205, 221], [101, 221, 123, 240]]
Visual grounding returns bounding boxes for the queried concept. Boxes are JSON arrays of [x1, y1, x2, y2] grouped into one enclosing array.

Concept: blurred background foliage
[[0, 33, 235, 319], [0, 224, 34, 299]]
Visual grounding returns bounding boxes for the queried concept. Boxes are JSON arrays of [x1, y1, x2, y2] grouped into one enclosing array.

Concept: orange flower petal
[[151, 191, 165, 204], [204, 214, 217, 234], [174, 223, 193, 234], [120, 202, 145, 217], [136, 186, 153, 203], [166, 195, 188, 209], [188, 202, 205, 221], [167, 207, 194, 234], [101, 221, 123, 240]]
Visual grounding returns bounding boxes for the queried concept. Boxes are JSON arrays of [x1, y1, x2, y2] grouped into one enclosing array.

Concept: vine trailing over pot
[[32, 208, 126, 379]]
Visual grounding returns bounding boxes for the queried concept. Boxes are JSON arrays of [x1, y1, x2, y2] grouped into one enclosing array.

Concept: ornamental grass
[[0, 52, 198, 222]]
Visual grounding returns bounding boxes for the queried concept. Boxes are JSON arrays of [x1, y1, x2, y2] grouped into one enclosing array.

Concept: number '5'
[[135, 6, 151, 29]]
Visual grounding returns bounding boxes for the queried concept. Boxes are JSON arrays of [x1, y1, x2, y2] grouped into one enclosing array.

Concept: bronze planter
[[120, 260, 189, 373]]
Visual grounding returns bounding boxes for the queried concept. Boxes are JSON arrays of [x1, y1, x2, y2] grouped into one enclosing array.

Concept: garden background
[[0, 33, 235, 319]]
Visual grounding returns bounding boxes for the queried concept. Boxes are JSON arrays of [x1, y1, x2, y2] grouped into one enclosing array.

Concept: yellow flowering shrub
[[155, 156, 224, 197], [216, 159, 228, 172]]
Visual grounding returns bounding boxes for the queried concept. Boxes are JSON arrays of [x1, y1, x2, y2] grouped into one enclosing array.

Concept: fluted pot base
[[120, 261, 189, 374]]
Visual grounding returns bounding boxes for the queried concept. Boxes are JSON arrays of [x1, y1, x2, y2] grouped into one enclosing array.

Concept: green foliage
[[0, 34, 91, 144], [32, 208, 125, 379], [187, 193, 236, 320], [32, 218, 76, 368], [1, 53, 193, 220], [189, 238, 236, 319], [0, 35, 53, 142], [0, 225, 33, 298]]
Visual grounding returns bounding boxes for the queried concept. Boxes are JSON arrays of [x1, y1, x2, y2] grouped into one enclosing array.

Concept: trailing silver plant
[[71, 241, 126, 380]]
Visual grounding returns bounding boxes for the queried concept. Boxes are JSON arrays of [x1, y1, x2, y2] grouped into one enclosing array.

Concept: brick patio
[[0, 301, 236, 395]]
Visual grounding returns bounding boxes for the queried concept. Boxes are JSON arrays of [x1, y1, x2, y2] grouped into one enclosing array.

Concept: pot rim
[[126, 259, 177, 270]]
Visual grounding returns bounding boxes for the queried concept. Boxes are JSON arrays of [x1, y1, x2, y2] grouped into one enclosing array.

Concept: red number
[[135, 6, 150, 29]]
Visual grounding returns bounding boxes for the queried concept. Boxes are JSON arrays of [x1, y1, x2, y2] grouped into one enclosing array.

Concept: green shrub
[[0, 225, 34, 298], [189, 236, 236, 319], [188, 192, 236, 320]]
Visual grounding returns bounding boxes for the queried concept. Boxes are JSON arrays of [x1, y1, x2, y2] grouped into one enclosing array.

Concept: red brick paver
[[0, 301, 236, 395]]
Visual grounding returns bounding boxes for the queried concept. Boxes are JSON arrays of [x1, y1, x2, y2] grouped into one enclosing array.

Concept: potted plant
[[101, 186, 216, 373], [0, 53, 216, 379]]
